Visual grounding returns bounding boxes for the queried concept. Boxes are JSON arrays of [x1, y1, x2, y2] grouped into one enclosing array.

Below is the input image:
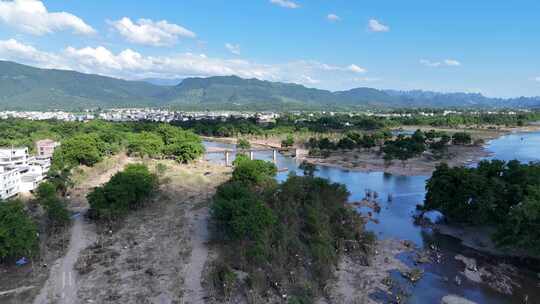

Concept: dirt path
[[33, 216, 96, 304], [33, 155, 130, 304], [182, 207, 211, 303], [69, 162, 230, 304]]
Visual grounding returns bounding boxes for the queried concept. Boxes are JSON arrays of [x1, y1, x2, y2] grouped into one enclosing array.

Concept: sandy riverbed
[[298, 125, 540, 176], [299, 144, 489, 176]]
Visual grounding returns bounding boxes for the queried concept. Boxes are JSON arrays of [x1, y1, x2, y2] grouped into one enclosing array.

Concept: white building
[[0, 146, 54, 200], [0, 166, 21, 200], [0, 147, 29, 167]]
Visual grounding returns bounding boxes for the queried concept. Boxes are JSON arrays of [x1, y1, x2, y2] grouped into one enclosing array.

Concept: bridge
[[205, 147, 296, 167]]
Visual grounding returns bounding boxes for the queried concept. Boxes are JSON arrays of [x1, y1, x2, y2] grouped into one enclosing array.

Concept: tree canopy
[[423, 160, 540, 255], [0, 201, 38, 261], [210, 159, 372, 302]]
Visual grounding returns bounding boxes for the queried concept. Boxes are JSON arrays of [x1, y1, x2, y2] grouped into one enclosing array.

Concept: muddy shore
[[298, 125, 540, 176], [433, 224, 540, 264]]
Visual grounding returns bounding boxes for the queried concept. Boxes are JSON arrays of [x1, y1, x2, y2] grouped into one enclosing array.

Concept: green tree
[[237, 138, 251, 150], [452, 132, 472, 145], [127, 132, 165, 158], [52, 133, 106, 169], [299, 161, 318, 177], [212, 182, 276, 243], [0, 201, 38, 261], [88, 164, 158, 220], [281, 134, 295, 148], [164, 141, 204, 163], [424, 160, 540, 254], [494, 186, 540, 254], [232, 158, 277, 185], [36, 182, 70, 227]]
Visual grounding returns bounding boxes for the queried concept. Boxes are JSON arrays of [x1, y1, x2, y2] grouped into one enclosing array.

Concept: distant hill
[[0, 61, 164, 110], [0, 61, 539, 110]]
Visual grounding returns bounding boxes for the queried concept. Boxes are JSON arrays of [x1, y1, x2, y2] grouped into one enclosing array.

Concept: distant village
[[0, 108, 527, 124], [0, 109, 281, 123], [0, 140, 59, 200]]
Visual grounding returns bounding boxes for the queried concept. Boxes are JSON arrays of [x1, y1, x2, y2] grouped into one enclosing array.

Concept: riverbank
[[299, 125, 540, 176], [300, 144, 489, 176], [433, 223, 540, 263], [322, 239, 414, 304]]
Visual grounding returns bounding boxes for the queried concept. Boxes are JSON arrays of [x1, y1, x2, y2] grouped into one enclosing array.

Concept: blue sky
[[0, 0, 539, 97]]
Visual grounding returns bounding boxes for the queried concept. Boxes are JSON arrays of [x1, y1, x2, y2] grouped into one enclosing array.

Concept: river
[[204, 131, 540, 304]]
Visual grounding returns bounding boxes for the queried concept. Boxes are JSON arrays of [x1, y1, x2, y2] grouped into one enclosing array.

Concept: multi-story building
[[0, 144, 56, 200], [0, 147, 29, 167], [0, 166, 21, 200], [36, 139, 60, 158]]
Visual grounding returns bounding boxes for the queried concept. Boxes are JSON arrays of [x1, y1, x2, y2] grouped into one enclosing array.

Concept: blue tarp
[[16, 257, 28, 266]]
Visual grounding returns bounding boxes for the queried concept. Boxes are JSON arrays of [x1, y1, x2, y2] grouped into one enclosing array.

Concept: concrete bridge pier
[[273, 149, 277, 163], [225, 151, 230, 166], [249, 151, 254, 160]]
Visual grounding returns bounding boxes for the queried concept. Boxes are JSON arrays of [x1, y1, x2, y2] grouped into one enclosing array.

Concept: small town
[[0, 108, 528, 124]]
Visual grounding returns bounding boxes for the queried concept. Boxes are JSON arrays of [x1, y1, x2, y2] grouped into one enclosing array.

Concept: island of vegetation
[[422, 160, 540, 258]]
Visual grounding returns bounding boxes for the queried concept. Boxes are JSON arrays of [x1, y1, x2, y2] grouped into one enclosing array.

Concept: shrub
[[87, 164, 158, 220], [232, 158, 277, 185]]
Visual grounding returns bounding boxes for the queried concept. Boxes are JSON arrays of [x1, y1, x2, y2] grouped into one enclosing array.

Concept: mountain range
[[1, 60, 539, 111]]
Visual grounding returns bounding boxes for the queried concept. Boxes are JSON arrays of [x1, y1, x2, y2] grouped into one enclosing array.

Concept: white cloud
[[109, 17, 196, 46], [534, 77, 540, 82], [0, 39, 375, 90], [62, 46, 278, 80], [327, 14, 340, 22], [270, 0, 299, 9], [225, 43, 241, 55], [367, 19, 390, 32], [0, 38, 64, 68], [420, 59, 461, 67], [0, 0, 95, 35], [299, 75, 320, 84], [444, 59, 461, 66], [420, 59, 441, 67], [347, 64, 367, 73]]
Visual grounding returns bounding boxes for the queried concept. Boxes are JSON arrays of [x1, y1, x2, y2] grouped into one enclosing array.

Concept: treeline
[[0, 119, 204, 171], [210, 157, 373, 302], [423, 160, 540, 255], [390, 111, 540, 127], [170, 111, 540, 139], [307, 129, 473, 161]]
